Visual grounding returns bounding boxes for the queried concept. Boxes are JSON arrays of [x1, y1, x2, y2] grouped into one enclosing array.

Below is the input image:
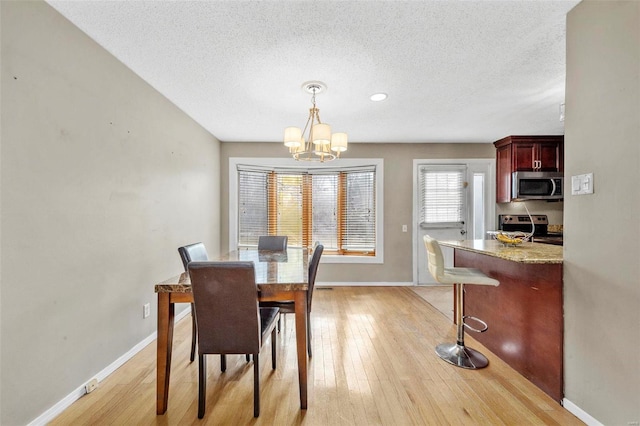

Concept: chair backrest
[[307, 243, 324, 311], [258, 236, 288, 251], [423, 235, 445, 283], [178, 242, 209, 271], [188, 261, 261, 354]]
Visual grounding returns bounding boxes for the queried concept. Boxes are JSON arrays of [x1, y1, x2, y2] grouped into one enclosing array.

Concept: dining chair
[[260, 242, 323, 357], [257, 235, 288, 251], [179, 243, 251, 366], [178, 242, 209, 363], [189, 261, 279, 418]]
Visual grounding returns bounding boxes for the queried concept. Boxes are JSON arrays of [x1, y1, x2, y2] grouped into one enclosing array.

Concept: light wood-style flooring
[[51, 287, 583, 425]]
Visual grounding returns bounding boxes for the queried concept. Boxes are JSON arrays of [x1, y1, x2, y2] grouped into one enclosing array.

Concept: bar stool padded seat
[[436, 266, 500, 286]]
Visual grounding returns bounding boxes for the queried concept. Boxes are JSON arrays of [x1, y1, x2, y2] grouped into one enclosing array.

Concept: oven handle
[[550, 178, 557, 196]]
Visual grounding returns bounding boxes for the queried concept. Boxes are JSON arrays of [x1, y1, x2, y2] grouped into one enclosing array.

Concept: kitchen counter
[[439, 239, 562, 264], [440, 239, 564, 402]]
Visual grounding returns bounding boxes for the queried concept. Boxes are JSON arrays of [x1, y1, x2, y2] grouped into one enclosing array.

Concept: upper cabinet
[[494, 135, 564, 203]]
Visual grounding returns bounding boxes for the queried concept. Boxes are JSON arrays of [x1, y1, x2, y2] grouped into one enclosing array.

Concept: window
[[419, 165, 466, 227], [230, 158, 383, 263]]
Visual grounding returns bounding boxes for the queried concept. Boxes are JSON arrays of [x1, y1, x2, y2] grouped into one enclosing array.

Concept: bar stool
[[423, 235, 499, 369]]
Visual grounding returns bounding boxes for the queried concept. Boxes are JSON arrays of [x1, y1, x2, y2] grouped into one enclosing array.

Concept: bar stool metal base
[[435, 343, 489, 369]]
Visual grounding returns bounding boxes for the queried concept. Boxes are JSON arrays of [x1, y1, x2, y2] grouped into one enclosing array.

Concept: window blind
[[311, 174, 338, 250], [275, 173, 304, 247], [419, 165, 466, 228], [341, 170, 375, 252], [236, 165, 376, 255], [238, 170, 269, 246]]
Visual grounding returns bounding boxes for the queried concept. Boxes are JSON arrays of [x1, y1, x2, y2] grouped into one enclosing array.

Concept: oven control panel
[[499, 215, 549, 225]]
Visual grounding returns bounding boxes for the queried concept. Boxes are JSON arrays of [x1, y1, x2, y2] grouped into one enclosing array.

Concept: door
[[414, 160, 495, 285], [513, 143, 537, 171], [537, 142, 561, 171]]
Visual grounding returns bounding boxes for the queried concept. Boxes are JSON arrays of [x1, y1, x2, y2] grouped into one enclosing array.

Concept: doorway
[[413, 159, 495, 285]]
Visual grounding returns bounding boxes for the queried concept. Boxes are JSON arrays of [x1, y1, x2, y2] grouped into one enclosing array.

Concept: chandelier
[[284, 81, 348, 162]]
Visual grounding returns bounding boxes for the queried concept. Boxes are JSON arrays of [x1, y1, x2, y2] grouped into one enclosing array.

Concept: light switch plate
[[571, 173, 594, 195]]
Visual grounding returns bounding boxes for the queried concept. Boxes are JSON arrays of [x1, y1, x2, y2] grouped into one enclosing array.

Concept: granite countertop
[[439, 239, 563, 264]]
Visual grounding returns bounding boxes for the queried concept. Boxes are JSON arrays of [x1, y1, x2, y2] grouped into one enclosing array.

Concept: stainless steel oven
[[498, 214, 563, 245]]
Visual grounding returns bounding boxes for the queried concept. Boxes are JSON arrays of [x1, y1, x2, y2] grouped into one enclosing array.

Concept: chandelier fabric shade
[[312, 123, 331, 146], [284, 127, 302, 148], [331, 132, 348, 152], [284, 81, 347, 162]]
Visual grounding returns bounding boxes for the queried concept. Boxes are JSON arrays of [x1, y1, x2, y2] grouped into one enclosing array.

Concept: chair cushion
[[441, 267, 500, 286], [260, 301, 295, 314], [259, 307, 280, 340], [424, 235, 499, 287]]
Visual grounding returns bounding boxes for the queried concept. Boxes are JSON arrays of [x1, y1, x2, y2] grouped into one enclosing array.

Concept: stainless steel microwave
[[512, 171, 564, 200]]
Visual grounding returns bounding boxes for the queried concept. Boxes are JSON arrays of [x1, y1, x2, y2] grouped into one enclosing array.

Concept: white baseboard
[[562, 398, 603, 426], [27, 307, 192, 426], [28, 283, 412, 424], [317, 281, 414, 287]]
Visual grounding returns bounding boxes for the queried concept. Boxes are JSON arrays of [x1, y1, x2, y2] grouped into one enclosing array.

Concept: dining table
[[154, 247, 309, 414]]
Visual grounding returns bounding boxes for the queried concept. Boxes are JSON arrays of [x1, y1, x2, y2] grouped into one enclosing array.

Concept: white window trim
[[229, 157, 384, 264]]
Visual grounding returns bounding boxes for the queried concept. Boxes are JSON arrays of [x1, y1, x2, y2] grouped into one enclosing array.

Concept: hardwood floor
[[50, 287, 583, 425]]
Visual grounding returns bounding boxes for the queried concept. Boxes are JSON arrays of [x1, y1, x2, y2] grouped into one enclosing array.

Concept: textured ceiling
[[46, 0, 580, 144]]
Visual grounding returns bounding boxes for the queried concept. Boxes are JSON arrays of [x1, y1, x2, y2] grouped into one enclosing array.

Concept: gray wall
[[0, 2, 220, 424], [7, 1, 638, 424], [565, 1, 640, 424], [221, 142, 495, 283]]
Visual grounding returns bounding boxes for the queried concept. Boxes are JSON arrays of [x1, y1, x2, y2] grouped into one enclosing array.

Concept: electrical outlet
[[143, 303, 151, 319], [85, 378, 98, 394], [402, 224, 408, 232]]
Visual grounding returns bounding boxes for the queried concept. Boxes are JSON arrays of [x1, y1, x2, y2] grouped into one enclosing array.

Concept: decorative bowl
[[487, 231, 530, 246]]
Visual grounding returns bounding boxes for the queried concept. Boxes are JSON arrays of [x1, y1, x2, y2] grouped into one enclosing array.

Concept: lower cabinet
[[454, 249, 563, 403]]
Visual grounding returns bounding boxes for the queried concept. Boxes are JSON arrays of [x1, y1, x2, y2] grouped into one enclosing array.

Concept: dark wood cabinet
[[494, 135, 564, 203]]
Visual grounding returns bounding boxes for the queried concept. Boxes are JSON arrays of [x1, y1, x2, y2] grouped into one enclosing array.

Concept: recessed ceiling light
[[370, 93, 388, 102]]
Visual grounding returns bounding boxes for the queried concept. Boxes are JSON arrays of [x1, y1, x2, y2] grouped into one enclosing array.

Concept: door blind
[[419, 165, 466, 228]]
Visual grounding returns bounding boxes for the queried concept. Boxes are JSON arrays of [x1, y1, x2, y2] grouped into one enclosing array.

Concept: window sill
[[321, 254, 383, 264]]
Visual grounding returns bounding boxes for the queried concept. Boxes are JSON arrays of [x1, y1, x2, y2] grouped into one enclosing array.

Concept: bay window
[[230, 158, 383, 263]]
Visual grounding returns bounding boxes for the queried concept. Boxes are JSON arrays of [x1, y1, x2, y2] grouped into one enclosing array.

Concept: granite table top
[[155, 248, 309, 294]]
